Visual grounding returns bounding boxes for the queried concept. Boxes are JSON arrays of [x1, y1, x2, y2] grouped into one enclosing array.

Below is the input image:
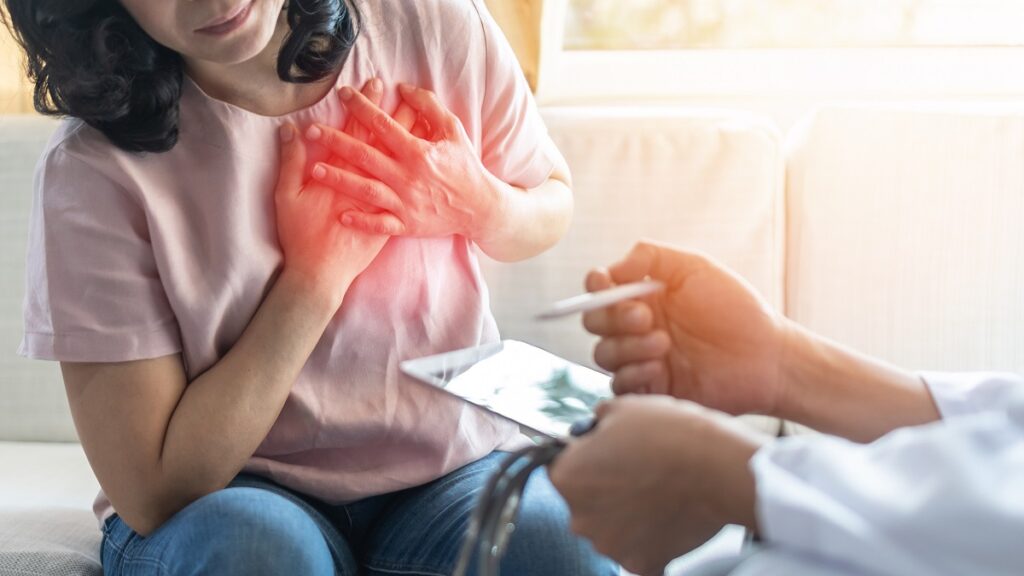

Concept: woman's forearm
[[777, 322, 941, 442], [474, 169, 574, 263], [149, 270, 345, 529]]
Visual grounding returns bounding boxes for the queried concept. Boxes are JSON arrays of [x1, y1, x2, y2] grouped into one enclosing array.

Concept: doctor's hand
[[549, 396, 766, 576], [583, 240, 791, 417], [306, 84, 509, 241]]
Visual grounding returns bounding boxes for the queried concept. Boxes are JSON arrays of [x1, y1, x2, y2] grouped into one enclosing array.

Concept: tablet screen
[[400, 340, 612, 438]]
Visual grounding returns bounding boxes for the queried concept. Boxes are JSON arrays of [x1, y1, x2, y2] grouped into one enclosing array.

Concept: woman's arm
[[472, 159, 573, 263], [63, 269, 342, 536], [62, 83, 391, 536]]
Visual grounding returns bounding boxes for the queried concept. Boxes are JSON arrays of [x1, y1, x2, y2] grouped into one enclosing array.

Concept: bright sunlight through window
[[565, 0, 1024, 50]]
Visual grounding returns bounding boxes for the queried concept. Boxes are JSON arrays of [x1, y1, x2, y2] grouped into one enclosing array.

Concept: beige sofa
[[2, 102, 1023, 574]]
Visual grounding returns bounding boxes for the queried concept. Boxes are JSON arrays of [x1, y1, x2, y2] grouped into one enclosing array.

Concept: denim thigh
[[354, 452, 618, 576], [101, 476, 358, 576]]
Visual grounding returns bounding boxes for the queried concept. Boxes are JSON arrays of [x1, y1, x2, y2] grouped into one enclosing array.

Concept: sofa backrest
[[483, 107, 786, 367], [787, 105, 1024, 374], [0, 115, 73, 442]]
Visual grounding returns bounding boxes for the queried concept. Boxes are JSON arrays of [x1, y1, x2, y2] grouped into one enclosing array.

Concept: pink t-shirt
[[20, 0, 560, 521]]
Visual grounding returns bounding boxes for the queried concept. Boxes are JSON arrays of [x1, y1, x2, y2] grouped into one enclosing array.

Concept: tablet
[[400, 340, 612, 439]]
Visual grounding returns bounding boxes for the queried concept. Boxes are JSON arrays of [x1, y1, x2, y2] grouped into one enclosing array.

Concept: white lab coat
[[737, 372, 1024, 576]]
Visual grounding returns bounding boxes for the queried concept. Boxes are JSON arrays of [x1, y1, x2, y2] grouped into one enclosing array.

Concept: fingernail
[[371, 78, 383, 92], [312, 164, 326, 180], [306, 125, 322, 141], [339, 87, 354, 101], [280, 124, 294, 143], [398, 83, 414, 95]]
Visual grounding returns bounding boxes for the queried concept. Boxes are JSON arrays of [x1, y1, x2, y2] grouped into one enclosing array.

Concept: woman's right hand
[[583, 240, 793, 417], [275, 125, 389, 306], [274, 81, 393, 308]]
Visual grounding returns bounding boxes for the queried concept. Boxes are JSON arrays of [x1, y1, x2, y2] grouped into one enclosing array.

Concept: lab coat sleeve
[[751, 373, 1024, 576], [920, 371, 1024, 419]]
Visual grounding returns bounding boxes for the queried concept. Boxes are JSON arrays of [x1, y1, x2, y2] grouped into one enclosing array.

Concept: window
[[565, 0, 1024, 50]]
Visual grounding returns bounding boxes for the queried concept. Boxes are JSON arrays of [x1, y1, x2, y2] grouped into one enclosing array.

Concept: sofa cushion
[[0, 509, 101, 576]]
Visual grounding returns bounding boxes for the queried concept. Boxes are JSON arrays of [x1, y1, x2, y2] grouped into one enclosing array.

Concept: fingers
[[340, 86, 419, 157], [348, 78, 384, 144], [311, 162, 404, 214], [582, 268, 655, 337], [611, 360, 668, 396], [340, 211, 406, 236], [398, 83, 459, 139], [593, 331, 671, 373], [275, 124, 306, 199], [583, 300, 653, 337], [585, 268, 614, 292], [608, 239, 710, 286], [392, 101, 418, 133], [306, 123, 397, 183], [593, 399, 617, 420]]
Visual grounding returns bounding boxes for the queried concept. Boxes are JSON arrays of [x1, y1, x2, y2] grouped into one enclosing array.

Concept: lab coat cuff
[[749, 442, 823, 550], [919, 371, 1024, 420]]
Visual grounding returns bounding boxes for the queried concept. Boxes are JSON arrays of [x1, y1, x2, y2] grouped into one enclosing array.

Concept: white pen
[[534, 280, 665, 320]]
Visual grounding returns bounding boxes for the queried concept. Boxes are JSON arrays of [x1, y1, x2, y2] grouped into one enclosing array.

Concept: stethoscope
[[452, 417, 759, 576], [452, 418, 597, 576]]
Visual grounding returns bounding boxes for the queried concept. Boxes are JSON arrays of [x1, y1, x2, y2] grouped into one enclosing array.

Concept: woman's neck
[[184, 12, 339, 116]]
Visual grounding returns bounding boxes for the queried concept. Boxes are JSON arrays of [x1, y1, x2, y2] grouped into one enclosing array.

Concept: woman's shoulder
[[36, 118, 140, 202]]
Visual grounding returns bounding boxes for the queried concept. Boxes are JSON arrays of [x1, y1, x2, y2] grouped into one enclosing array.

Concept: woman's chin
[[189, 3, 279, 66]]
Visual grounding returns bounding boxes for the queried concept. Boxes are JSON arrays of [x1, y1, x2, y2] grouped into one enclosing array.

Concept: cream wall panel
[[787, 105, 1024, 374]]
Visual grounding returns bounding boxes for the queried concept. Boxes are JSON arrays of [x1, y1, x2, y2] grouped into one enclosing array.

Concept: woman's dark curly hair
[[1, 1, 360, 153]]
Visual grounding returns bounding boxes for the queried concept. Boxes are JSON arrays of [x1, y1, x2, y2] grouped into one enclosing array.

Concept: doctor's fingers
[[583, 301, 655, 337], [585, 268, 613, 292], [611, 360, 669, 396], [594, 331, 671, 373]]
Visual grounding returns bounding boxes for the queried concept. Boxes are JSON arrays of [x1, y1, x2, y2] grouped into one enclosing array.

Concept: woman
[[4, 0, 614, 574]]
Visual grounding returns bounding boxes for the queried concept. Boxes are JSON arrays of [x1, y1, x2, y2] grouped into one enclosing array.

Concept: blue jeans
[[101, 452, 617, 575]]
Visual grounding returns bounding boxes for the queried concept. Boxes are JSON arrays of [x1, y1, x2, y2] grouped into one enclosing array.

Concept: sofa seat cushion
[[0, 442, 101, 575], [0, 442, 99, 510], [0, 509, 101, 576]]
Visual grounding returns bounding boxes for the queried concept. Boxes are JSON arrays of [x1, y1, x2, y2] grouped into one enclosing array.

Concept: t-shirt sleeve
[[20, 147, 182, 363], [470, 0, 565, 189]]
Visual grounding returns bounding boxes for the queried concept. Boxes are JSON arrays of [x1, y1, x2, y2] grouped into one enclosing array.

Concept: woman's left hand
[[305, 84, 507, 240]]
